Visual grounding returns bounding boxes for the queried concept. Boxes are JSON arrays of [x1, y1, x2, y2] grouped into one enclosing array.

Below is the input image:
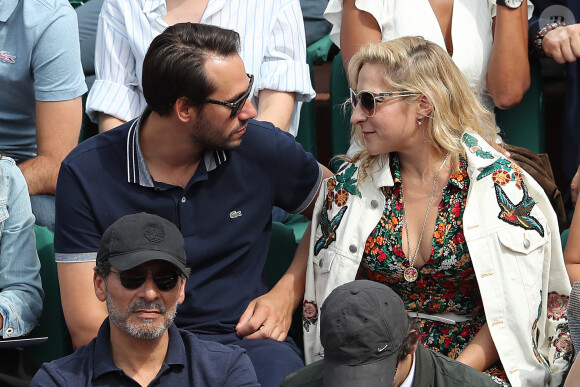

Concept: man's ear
[[177, 278, 186, 305], [94, 271, 107, 302], [174, 97, 196, 123], [409, 329, 420, 354], [417, 95, 433, 118]]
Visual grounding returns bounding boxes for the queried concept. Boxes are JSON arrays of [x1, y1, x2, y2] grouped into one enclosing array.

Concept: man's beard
[[189, 110, 246, 151], [105, 284, 178, 340]]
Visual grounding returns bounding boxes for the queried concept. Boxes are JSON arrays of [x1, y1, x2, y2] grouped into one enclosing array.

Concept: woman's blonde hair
[[344, 36, 497, 179]]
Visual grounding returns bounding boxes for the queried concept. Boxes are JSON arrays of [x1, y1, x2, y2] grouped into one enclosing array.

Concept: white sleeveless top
[[324, 0, 533, 94]]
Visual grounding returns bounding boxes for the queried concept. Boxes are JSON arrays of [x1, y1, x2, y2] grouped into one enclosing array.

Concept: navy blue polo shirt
[[54, 116, 321, 333], [30, 319, 259, 386]]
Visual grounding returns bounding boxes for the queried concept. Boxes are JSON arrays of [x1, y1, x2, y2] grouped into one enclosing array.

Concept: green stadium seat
[[24, 226, 73, 365]]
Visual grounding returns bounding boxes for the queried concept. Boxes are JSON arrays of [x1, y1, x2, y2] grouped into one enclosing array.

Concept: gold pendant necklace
[[400, 153, 450, 282]]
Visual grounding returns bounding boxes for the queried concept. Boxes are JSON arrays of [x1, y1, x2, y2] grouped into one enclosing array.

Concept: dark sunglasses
[[202, 74, 254, 118], [109, 269, 181, 291], [349, 88, 419, 118]]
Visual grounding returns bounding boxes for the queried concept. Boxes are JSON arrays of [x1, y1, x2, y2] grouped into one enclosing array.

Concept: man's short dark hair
[[397, 318, 420, 362], [142, 22, 241, 116]]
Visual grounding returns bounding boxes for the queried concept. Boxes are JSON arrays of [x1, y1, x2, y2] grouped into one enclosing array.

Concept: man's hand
[[543, 23, 580, 64], [235, 285, 294, 341]]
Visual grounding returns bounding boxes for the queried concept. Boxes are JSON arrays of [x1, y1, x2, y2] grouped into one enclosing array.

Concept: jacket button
[[523, 239, 530, 249], [349, 245, 357, 253], [319, 259, 324, 268], [371, 200, 378, 208], [5, 327, 13, 335]]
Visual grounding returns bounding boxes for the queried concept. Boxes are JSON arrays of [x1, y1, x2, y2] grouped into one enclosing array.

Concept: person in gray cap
[[281, 280, 496, 386], [31, 213, 259, 386]]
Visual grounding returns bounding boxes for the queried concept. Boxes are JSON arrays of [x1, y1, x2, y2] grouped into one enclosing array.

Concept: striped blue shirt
[[86, 0, 315, 136]]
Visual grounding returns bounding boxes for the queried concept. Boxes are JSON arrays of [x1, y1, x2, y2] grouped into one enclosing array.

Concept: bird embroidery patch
[[494, 180, 544, 237], [314, 204, 348, 256]]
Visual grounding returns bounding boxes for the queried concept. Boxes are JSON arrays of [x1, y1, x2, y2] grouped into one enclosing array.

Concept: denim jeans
[[30, 194, 55, 232]]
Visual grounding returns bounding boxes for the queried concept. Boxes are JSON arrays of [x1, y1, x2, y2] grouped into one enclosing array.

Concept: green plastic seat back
[[25, 226, 73, 365]]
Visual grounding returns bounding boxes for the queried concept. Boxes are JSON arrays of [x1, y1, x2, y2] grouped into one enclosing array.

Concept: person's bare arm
[[256, 90, 295, 132], [340, 0, 381, 73], [455, 323, 500, 371], [236, 165, 333, 340], [487, 2, 531, 109], [565, 199, 580, 284], [57, 261, 108, 348], [98, 112, 127, 133], [18, 99, 82, 195]]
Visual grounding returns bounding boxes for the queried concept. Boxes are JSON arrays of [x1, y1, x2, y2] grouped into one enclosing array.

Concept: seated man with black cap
[[31, 213, 259, 386], [281, 280, 496, 387]]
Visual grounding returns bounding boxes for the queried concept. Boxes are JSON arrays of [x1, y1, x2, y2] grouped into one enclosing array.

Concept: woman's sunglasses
[[109, 269, 181, 291], [349, 88, 419, 117]]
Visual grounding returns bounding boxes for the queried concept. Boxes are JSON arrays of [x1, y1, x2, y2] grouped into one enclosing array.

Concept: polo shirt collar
[[93, 319, 187, 380], [126, 113, 227, 187], [0, 0, 19, 22]]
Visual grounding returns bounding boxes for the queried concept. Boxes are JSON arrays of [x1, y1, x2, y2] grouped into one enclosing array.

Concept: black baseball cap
[[97, 213, 189, 277], [320, 280, 409, 386]]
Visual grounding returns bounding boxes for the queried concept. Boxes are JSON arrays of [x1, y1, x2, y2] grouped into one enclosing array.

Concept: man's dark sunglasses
[[202, 74, 254, 118], [109, 269, 181, 291]]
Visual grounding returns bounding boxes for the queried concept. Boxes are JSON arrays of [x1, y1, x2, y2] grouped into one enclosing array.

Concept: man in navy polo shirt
[[33, 213, 259, 386], [54, 23, 329, 387]]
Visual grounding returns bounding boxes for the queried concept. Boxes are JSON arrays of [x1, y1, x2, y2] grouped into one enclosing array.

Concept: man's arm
[[57, 261, 107, 348], [18, 98, 82, 195], [236, 165, 333, 340], [256, 90, 295, 132]]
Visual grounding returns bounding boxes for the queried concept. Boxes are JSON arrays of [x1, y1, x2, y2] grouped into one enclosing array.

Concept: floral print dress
[[358, 155, 508, 385]]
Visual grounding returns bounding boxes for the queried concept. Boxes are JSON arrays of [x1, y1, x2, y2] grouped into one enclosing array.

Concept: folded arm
[[18, 99, 82, 195]]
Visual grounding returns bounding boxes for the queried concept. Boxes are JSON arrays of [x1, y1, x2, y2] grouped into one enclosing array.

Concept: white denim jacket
[[303, 132, 572, 387]]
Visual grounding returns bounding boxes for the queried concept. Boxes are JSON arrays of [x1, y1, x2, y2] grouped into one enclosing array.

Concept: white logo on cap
[[377, 343, 388, 353], [230, 210, 242, 219]]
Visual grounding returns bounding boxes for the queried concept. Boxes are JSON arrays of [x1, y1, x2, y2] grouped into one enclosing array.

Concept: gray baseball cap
[[320, 280, 409, 386]]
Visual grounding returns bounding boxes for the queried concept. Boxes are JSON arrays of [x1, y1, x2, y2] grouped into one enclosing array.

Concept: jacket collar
[[0, 0, 19, 22]]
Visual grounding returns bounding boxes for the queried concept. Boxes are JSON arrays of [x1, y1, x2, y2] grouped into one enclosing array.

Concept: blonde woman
[[302, 37, 571, 386]]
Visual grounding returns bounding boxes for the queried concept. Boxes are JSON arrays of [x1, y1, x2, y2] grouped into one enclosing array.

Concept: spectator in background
[[281, 281, 497, 387], [0, 155, 43, 339], [32, 213, 258, 386], [0, 154, 44, 384], [86, 0, 314, 136], [0, 0, 87, 231], [324, 0, 532, 110], [530, 1, 580, 187]]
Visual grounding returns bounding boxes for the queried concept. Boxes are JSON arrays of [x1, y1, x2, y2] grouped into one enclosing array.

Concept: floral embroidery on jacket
[[462, 133, 494, 159], [302, 300, 318, 332], [550, 323, 573, 363], [547, 292, 569, 321], [477, 157, 524, 189], [494, 180, 545, 237]]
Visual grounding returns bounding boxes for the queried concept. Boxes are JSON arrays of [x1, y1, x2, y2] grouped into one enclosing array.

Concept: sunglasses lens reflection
[[117, 271, 179, 291]]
